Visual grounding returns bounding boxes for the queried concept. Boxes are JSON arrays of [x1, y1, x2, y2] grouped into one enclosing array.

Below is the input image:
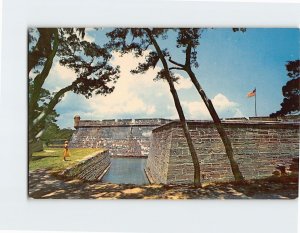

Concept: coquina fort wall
[[70, 118, 171, 158], [145, 117, 299, 184], [69, 116, 299, 184]]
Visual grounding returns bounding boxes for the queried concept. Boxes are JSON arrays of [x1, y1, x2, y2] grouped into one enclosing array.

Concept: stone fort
[[70, 115, 299, 184]]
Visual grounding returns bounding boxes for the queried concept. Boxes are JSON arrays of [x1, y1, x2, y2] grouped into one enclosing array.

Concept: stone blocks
[[146, 120, 299, 184], [69, 118, 171, 158], [62, 150, 110, 181]]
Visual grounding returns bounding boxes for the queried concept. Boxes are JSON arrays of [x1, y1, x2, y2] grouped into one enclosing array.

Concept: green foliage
[[28, 28, 120, 146], [29, 81, 59, 139], [40, 122, 74, 145], [106, 28, 181, 83], [270, 60, 300, 117], [232, 28, 247, 33]]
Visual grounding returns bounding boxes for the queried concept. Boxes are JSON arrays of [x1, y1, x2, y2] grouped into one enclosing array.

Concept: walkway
[[28, 169, 298, 199]]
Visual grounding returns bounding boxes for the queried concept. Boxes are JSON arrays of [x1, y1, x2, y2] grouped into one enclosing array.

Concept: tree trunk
[[145, 29, 201, 188], [28, 29, 59, 162], [32, 83, 74, 128], [28, 29, 55, 74], [29, 29, 59, 122], [28, 141, 33, 161], [186, 68, 244, 181]]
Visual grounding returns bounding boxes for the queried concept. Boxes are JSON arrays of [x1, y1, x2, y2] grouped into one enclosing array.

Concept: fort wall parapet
[[77, 118, 172, 128]]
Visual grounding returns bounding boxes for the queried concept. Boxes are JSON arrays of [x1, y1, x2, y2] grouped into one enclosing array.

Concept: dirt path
[[28, 169, 298, 199]]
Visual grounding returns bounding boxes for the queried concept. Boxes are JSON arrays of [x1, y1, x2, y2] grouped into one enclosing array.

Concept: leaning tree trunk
[[28, 139, 34, 161], [186, 68, 244, 181], [28, 29, 59, 161], [28, 29, 59, 121], [145, 29, 201, 188]]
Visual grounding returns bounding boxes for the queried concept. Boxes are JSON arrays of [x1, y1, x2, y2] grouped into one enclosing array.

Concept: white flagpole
[[255, 87, 257, 117]]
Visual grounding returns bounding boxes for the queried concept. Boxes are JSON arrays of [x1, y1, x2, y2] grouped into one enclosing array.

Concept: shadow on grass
[[31, 155, 60, 161], [230, 175, 299, 199]]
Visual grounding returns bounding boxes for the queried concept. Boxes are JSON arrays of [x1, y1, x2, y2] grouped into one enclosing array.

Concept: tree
[[168, 28, 244, 181], [28, 28, 119, 159], [41, 122, 74, 146], [29, 81, 60, 142], [107, 28, 245, 185], [107, 28, 201, 187], [270, 60, 300, 117]]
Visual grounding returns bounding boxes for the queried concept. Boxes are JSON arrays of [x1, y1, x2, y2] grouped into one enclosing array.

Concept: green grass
[[29, 148, 103, 172]]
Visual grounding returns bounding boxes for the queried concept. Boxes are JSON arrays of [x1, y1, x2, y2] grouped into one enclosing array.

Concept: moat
[[101, 158, 149, 185]]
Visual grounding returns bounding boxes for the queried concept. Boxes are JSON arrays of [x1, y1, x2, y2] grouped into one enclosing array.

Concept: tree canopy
[[28, 28, 120, 157], [270, 60, 300, 117], [41, 122, 74, 146], [106, 28, 246, 185], [107, 28, 202, 187]]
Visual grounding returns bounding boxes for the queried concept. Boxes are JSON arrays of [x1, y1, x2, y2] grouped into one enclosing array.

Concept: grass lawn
[[29, 148, 103, 172]]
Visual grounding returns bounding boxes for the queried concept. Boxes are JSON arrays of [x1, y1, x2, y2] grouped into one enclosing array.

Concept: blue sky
[[43, 28, 299, 128]]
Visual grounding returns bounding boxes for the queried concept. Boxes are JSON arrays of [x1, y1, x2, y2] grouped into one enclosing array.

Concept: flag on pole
[[247, 88, 256, 97]]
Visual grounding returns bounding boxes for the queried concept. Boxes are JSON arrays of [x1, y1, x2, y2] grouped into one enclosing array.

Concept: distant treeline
[[41, 122, 74, 146]]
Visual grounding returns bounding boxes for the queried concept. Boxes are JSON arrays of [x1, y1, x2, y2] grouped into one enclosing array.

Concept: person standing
[[63, 140, 71, 161]]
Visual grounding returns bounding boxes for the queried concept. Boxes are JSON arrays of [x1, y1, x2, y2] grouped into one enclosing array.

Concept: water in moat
[[101, 158, 149, 185]]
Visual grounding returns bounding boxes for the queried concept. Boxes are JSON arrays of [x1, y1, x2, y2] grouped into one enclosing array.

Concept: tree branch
[[185, 42, 192, 69], [32, 81, 76, 127], [28, 29, 54, 73], [145, 42, 151, 50], [35, 128, 45, 139], [169, 67, 184, 71], [169, 57, 185, 68], [29, 29, 59, 119]]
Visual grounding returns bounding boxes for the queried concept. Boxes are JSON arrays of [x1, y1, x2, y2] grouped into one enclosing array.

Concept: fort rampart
[[62, 150, 110, 181], [145, 117, 299, 184], [69, 118, 171, 158], [69, 116, 299, 183]]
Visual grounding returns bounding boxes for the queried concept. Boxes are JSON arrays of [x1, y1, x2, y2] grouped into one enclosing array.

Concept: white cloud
[[55, 63, 77, 82], [233, 108, 244, 118], [85, 28, 96, 32], [212, 93, 238, 111], [146, 105, 156, 115], [183, 93, 244, 120], [84, 33, 95, 43], [47, 50, 244, 128], [174, 76, 193, 90], [81, 51, 178, 120], [183, 100, 210, 119], [43, 60, 77, 92], [44, 51, 182, 127], [83, 28, 96, 43]]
